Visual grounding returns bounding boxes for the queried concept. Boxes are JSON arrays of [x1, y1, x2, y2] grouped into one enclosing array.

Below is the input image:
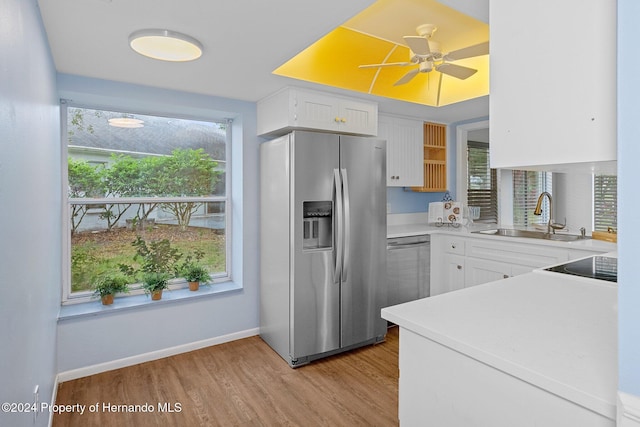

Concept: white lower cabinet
[[441, 254, 466, 294], [431, 236, 466, 296], [398, 328, 615, 427], [431, 233, 606, 296], [465, 257, 516, 287]]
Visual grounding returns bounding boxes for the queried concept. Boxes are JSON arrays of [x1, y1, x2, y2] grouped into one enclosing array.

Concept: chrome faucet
[[533, 192, 565, 234]]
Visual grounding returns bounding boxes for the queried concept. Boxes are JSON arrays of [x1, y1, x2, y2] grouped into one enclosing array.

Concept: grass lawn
[[71, 224, 225, 292]]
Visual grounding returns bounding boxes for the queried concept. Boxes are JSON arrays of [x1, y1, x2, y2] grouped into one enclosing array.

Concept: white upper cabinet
[[489, 0, 617, 172], [378, 114, 424, 187], [257, 87, 378, 137]]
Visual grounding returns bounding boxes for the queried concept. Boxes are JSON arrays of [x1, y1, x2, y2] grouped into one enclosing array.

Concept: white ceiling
[[37, 0, 489, 123]]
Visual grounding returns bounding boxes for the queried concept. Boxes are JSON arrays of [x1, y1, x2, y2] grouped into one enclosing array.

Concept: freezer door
[[290, 132, 341, 360], [339, 136, 387, 348]]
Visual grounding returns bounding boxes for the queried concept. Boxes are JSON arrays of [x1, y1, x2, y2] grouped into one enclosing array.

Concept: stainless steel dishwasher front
[[386, 234, 430, 306]]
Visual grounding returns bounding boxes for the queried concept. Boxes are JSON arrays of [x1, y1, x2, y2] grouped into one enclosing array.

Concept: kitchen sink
[[473, 228, 588, 242]]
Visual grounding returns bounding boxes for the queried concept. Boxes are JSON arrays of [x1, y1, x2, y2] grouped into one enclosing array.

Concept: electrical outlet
[[33, 385, 39, 424]]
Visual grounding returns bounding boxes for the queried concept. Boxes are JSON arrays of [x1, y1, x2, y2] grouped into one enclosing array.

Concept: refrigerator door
[[259, 134, 292, 362], [290, 131, 341, 360], [339, 136, 387, 348]]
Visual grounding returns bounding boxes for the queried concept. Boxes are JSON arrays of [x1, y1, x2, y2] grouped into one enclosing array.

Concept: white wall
[[618, 0, 640, 402], [0, 1, 61, 426], [55, 75, 261, 374], [553, 173, 593, 234]]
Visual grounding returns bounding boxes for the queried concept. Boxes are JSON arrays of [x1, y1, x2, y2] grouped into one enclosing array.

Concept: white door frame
[[455, 120, 490, 208]]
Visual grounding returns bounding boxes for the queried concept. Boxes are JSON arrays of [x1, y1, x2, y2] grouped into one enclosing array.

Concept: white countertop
[[387, 213, 617, 252], [382, 266, 618, 419]]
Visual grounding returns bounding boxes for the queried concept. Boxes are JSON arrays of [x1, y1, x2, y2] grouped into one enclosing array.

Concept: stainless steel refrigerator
[[260, 130, 387, 367]]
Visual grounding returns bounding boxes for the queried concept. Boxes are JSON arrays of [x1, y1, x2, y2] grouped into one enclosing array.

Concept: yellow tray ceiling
[[274, 0, 489, 107]]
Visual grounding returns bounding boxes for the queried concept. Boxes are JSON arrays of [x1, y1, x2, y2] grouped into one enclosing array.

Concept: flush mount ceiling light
[[129, 29, 203, 62], [108, 117, 144, 128]]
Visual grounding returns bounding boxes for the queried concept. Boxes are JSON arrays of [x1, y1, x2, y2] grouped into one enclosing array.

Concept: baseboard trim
[[618, 392, 640, 427], [48, 375, 59, 427], [57, 328, 259, 383]]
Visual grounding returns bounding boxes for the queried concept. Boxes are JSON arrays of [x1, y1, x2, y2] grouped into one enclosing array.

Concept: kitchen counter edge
[[387, 223, 616, 251], [381, 268, 618, 420]]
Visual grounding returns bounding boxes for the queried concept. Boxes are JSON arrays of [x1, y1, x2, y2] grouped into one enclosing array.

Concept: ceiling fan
[[359, 24, 489, 86]]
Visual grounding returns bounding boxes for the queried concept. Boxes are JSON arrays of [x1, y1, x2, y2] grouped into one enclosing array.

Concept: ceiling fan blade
[[359, 62, 411, 69], [436, 63, 478, 80], [393, 68, 420, 86], [443, 41, 489, 61], [403, 36, 431, 56]]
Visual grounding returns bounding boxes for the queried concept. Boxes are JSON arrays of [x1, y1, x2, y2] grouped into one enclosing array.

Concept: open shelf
[[412, 122, 447, 192]]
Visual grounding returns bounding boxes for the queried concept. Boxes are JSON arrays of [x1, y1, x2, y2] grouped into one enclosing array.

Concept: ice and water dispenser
[[303, 201, 332, 250]]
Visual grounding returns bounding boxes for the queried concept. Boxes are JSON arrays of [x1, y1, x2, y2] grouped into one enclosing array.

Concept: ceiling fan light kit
[[129, 29, 203, 62], [420, 61, 433, 73]]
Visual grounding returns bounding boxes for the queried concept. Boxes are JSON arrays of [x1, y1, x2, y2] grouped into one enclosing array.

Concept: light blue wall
[[0, 1, 61, 426], [617, 0, 640, 396], [387, 188, 448, 214], [55, 75, 261, 373]]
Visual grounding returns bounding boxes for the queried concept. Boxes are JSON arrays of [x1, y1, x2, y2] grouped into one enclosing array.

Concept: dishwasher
[[386, 235, 430, 307]]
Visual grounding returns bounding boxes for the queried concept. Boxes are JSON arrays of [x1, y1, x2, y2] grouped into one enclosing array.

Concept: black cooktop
[[545, 256, 617, 283]]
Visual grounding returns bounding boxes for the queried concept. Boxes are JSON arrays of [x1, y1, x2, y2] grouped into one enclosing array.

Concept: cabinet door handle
[[503, 274, 509, 279], [341, 118, 346, 123], [335, 117, 341, 123], [457, 265, 462, 270], [451, 243, 456, 249]]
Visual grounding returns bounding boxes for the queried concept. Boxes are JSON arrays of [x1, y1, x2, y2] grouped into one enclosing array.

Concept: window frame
[[511, 170, 553, 227], [61, 103, 232, 304], [455, 120, 490, 210], [456, 121, 556, 227], [593, 174, 618, 232], [466, 140, 499, 224]]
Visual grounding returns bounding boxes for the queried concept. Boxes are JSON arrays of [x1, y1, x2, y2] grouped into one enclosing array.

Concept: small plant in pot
[[141, 272, 170, 301], [182, 264, 211, 291], [175, 249, 209, 291], [93, 273, 129, 305], [119, 237, 183, 301]]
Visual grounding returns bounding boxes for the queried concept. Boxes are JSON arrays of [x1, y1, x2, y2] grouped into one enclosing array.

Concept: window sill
[[58, 281, 242, 321]]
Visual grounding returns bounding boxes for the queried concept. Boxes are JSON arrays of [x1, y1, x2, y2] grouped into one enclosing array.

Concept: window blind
[[512, 170, 552, 227], [467, 141, 498, 223], [594, 175, 617, 231]]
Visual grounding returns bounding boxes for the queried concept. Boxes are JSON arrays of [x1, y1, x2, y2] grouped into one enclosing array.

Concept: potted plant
[[119, 237, 183, 301], [141, 271, 170, 301], [182, 264, 210, 291], [174, 248, 208, 291], [93, 273, 129, 305]]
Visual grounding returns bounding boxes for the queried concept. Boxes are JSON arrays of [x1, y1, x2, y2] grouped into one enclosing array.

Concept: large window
[[512, 170, 553, 227], [594, 175, 617, 231], [467, 141, 498, 223], [463, 132, 553, 227], [64, 106, 230, 302]]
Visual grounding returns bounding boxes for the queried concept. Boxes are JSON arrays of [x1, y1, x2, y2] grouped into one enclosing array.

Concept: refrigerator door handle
[[341, 168, 350, 281], [333, 168, 344, 283]]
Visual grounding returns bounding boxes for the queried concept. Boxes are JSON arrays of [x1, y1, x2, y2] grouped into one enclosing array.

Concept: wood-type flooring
[[53, 326, 399, 426]]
